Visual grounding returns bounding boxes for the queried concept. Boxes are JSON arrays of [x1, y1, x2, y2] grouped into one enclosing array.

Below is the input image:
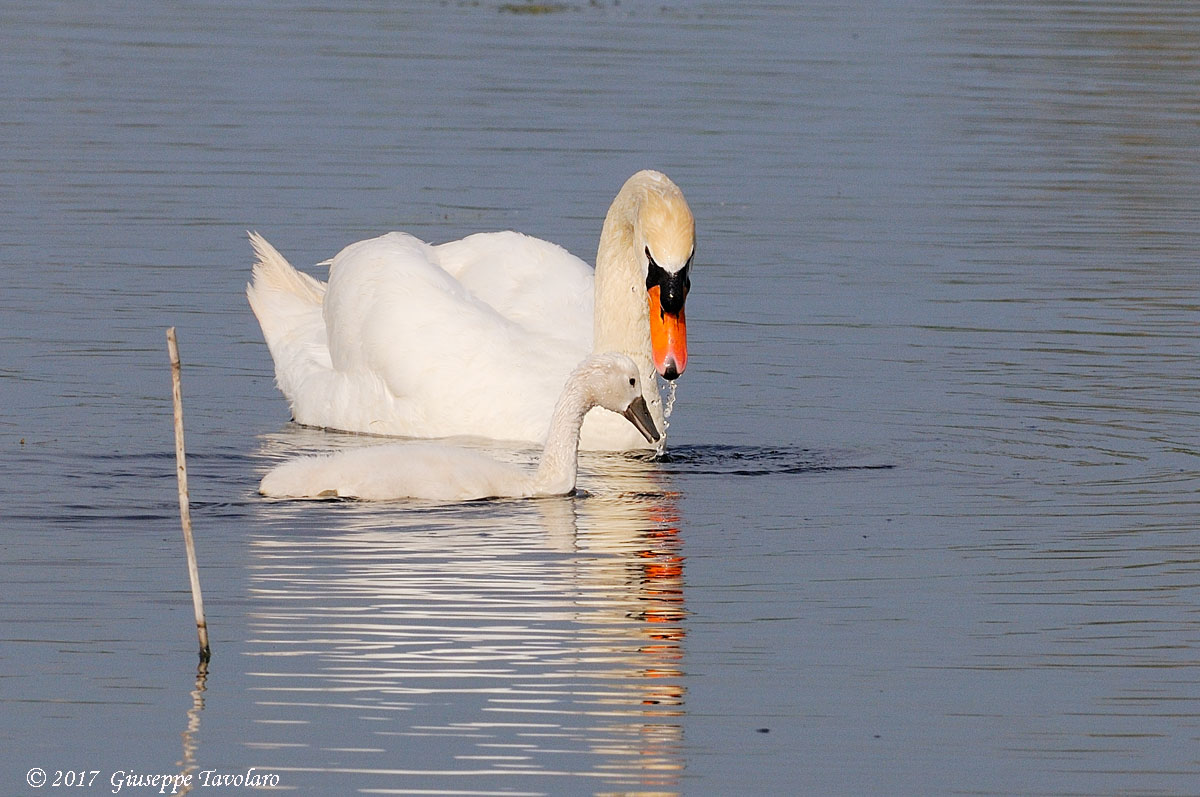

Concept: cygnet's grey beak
[[622, 395, 661, 443]]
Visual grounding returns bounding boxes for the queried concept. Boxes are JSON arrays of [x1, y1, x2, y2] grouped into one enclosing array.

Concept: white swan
[[246, 170, 694, 451], [259, 353, 659, 501]]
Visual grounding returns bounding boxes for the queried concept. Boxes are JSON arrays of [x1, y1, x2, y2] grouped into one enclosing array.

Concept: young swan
[[259, 353, 659, 502]]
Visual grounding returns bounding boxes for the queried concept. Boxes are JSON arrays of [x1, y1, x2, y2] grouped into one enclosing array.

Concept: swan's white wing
[[318, 232, 584, 441], [434, 231, 594, 351]]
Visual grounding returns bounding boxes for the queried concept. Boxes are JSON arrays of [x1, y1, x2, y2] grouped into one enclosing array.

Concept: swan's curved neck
[[530, 382, 592, 496], [593, 179, 664, 434], [594, 186, 649, 362]]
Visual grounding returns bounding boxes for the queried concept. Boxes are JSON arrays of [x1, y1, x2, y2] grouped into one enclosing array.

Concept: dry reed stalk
[[167, 327, 211, 662]]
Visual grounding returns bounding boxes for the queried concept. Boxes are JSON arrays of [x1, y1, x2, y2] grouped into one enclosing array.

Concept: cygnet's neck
[[530, 380, 595, 497]]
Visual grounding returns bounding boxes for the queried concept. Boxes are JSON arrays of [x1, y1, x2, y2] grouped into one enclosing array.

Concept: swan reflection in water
[[245, 435, 686, 795]]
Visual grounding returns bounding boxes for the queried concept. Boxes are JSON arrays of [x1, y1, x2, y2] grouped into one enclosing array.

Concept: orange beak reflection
[[648, 285, 687, 380]]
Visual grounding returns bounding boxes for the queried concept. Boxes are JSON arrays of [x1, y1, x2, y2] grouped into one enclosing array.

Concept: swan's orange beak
[[648, 285, 687, 380], [645, 251, 691, 380]]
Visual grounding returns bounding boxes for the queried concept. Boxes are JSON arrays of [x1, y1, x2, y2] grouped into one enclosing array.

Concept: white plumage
[[247, 170, 695, 451], [259, 353, 659, 501]]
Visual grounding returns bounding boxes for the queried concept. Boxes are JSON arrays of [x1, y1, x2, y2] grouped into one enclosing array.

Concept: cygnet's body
[[259, 353, 659, 502]]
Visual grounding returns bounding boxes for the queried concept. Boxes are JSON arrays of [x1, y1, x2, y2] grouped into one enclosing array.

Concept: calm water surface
[[2, 1, 1199, 795]]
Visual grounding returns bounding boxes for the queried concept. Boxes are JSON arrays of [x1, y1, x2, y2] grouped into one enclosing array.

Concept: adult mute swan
[[246, 170, 694, 451], [259, 353, 659, 501]]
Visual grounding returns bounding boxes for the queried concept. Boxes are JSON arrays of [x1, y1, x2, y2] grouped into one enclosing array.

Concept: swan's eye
[[629, 377, 636, 386], [645, 257, 689, 313]]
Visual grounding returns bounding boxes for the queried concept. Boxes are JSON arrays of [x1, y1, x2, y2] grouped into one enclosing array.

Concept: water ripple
[[656, 444, 894, 477]]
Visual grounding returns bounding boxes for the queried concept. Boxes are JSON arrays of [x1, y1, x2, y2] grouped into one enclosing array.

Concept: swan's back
[[434, 231, 594, 350], [259, 442, 534, 502]]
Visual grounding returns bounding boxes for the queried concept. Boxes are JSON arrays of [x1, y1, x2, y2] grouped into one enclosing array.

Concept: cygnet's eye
[[628, 377, 636, 386]]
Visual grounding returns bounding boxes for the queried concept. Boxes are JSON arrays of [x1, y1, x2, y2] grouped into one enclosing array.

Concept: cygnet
[[258, 352, 659, 501]]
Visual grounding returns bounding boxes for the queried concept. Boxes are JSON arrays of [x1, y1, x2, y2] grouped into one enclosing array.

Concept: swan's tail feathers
[[247, 231, 326, 306], [246, 232, 333, 416], [246, 232, 327, 344]]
